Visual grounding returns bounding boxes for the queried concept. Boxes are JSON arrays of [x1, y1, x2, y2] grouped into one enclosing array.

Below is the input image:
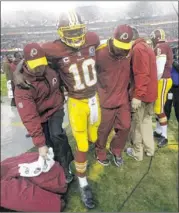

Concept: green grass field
[[1, 73, 178, 212], [63, 116, 178, 212], [29, 111, 178, 212], [1, 74, 7, 96]]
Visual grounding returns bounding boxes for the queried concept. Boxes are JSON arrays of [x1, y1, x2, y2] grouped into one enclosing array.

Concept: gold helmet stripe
[[67, 11, 74, 25], [72, 9, 79, 24], [67, 10, 79, 26], [159, 29, 165, 40]]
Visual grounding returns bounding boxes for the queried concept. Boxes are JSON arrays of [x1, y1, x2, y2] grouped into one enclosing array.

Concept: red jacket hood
[[132, 38, 146, 48]]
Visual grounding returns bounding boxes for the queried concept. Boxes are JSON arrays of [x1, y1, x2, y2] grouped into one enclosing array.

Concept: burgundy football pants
[[95, 103, 131, 160]]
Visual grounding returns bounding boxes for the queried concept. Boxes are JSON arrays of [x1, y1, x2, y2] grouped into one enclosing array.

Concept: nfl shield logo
[[89, 46, 95, 56], [63, 57, 70, 64]]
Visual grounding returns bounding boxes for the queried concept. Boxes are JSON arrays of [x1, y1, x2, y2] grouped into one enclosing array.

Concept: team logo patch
[[120, 32, 129, 40], [63, 57, 70, 64], [89, 46, 95, 56], [30, 48, 38, 57], [52, 78, 57, 86], [18, 102, 23, 108]]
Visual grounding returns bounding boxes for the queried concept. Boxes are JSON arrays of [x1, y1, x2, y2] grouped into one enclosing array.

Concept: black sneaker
[[79, 185, 95, 209], [95, 153, 110, 166], [158, 136, 168, 148], [109, 148, 124, 167], [25, 133, 31, 138], [153, 131, 162, 139]]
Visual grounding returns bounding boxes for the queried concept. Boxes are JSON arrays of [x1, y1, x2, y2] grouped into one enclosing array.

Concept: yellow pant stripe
[[154, 78, 172, 115], [161, 79, 167, 114]]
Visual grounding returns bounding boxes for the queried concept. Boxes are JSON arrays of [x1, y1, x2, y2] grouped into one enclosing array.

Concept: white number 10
[[69, 58, 97, 91]]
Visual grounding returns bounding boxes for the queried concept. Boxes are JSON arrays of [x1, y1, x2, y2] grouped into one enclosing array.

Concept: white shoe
[[126, 148, 142, 161], [145, 152, 154, 157]]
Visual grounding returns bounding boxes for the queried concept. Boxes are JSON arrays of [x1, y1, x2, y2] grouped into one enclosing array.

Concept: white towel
[[18, 147, 55, 177], [88, 95, 98, 125]]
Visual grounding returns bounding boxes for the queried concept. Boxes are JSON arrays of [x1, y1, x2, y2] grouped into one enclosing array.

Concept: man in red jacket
[[14, 43, 74, 183], [126, 28, 158, 161], [95, 25, 133, 167]]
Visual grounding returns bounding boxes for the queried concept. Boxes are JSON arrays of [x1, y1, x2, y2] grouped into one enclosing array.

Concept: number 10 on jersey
[[69, 58, 97, 91]]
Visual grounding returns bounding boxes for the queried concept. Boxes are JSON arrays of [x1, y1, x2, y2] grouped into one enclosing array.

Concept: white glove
[[132, 98, 142, 110], [38, 145, 49, 159]]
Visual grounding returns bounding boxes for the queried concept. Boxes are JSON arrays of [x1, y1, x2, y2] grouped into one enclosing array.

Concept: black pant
[[11, 81, 16, 107], [164, 85, 179, 123], [42, 108, 74, 176]]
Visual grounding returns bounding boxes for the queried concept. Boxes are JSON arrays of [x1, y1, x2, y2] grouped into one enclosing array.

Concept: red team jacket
[[15, 66, 64, 148], [132, 38, 158, 103], [1, 152, 67, 212], [96, 39, 131, 109]]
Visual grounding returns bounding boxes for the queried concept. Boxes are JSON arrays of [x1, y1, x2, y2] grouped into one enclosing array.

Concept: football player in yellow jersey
[[13, 10, 101, 209], [150, 29, 173, 147]]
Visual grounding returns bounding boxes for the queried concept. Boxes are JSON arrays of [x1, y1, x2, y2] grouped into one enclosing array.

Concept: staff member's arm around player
[[14, 43, 74, 184], [95, 24, 133, 167]]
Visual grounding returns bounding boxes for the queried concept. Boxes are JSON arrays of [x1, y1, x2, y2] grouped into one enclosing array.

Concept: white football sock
[[161, 125, 167, 139], [78, 177, 88, 188], [155, 122, 162, 134]]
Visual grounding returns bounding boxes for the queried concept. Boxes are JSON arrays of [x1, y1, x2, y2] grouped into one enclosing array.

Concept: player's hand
[[131, 98, 142, 110], [13, 59, 31, 89], [38, 145, 49, 159]]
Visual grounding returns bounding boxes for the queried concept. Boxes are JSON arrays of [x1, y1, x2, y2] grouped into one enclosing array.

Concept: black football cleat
[[153, 131, 162, 139], [158, 136, 168, 148], [79, 185, 95, 209], [109, 148, 124, 167]]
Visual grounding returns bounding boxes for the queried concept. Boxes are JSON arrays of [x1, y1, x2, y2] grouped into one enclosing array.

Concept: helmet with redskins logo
[[150, 29, 166, 45], [57, 10, 86, 48]]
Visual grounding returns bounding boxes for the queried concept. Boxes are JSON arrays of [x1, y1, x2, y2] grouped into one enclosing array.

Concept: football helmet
[[57, 10, 86, 48], [150, 29, 166, 45]]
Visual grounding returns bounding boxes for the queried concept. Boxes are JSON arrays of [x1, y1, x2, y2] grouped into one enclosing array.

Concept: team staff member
[[9, 52, 24, 107], [126, 28, 158, 161], [95, 25, 133, 167], [2, 54, 15, 106], [14, 43, 74, 184], [151, 29, 173, 147]]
